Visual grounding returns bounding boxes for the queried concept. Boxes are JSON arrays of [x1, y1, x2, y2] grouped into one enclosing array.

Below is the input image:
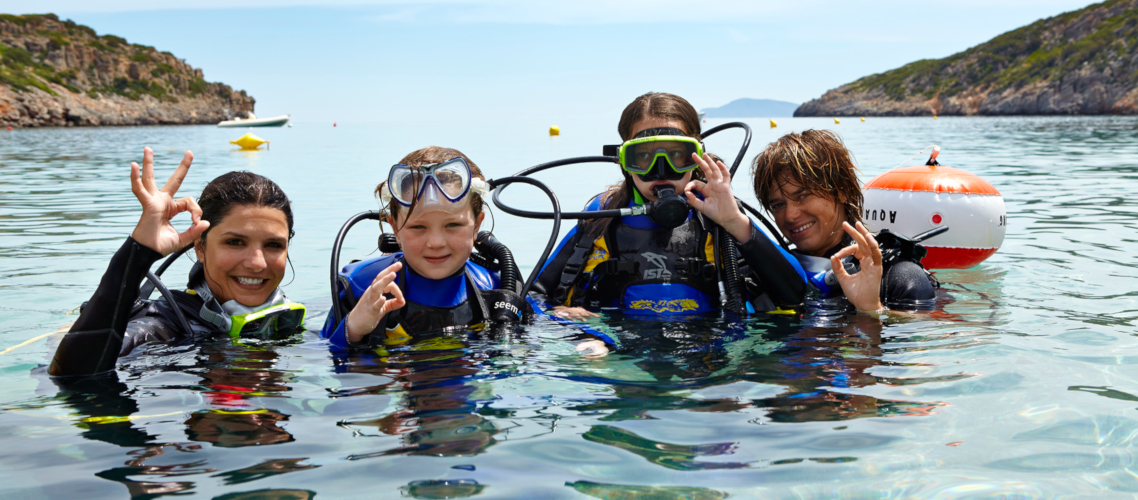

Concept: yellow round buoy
[[769, 119, 777, 128], [860, 117, 865, 122], [834, 117, 840, 124], [934, 115, 938, 120], [230, 133, 268, 150], [549, 126, 560, 136]]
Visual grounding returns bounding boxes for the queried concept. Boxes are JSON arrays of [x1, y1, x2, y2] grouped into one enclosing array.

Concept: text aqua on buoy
[[230, 133, 269, 150], [861, 146, 1005, 269], [549, 125, 560, 136]]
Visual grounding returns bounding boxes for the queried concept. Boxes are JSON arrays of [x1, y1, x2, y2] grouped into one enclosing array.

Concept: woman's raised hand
[[683, 152, 752, 242], [345, 261, 406, 343], [831, 221, 885, 313], [129, 147, 209, 256]]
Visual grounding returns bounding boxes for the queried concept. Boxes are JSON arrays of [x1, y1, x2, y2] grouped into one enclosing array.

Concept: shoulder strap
[[552, 222, 599, 304]]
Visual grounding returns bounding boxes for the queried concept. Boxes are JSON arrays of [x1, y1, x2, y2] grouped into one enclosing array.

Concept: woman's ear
[[193, 239, 206, 264]]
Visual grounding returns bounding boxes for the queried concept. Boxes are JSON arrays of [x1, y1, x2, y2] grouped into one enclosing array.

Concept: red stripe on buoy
[[921, 246, 999, 269], [865, 165, 1001, 195]]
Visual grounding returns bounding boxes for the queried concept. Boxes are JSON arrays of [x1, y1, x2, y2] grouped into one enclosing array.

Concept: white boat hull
[[217, 115, 290, 128]]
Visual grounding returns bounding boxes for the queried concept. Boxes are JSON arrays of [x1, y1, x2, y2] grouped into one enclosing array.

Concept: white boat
[[217, 113, 290, 128]]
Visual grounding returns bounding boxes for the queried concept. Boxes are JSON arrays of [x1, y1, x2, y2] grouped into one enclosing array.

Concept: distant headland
[[796, 0, 1138, 116], [0, 13, 254, 127], [701, 98, 800, 118]]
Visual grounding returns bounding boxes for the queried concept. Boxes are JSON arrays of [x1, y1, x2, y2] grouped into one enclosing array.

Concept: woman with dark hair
[[532, 92, 807, 353], [751, 130, 938, 313], [50, 147, 304, 378]]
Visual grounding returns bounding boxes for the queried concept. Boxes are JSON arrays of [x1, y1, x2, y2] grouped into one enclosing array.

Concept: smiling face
[[766, 176, 847, 257], [195, 205, 290, 306], [627, 117, 695, 203], [391, 207, 483, 280]]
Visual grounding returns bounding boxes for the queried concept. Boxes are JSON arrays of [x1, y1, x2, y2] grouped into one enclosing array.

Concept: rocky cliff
[[0, 13, 254, 127], [796, 0, 1138, 116]]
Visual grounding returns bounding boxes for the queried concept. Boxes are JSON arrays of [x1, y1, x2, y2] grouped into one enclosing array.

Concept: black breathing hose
[[146, 270, 196, 336], [139, 244, 194, 299], [475, 231, 519, 293], [701, 121, 752, 177], [468, 252, 503, 272], [717, 227, 747, 314], [738, 199, 792, 250], [487, 176, 561, 299], [329, 211, 382, 326]]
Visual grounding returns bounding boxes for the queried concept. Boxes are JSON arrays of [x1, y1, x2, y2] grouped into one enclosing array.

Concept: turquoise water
[[2, 116, 1138, 498]]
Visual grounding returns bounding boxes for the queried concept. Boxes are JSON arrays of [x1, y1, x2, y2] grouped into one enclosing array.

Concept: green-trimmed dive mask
[[618, 128, 704, 181], [379, 157, 490, 215], [195, 282, 307, 340]]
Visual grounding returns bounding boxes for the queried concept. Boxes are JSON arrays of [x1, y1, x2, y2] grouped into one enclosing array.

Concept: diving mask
[[618, 128, 704, 181], [380, 157, 490, 214], [196, 283, 307, 339]]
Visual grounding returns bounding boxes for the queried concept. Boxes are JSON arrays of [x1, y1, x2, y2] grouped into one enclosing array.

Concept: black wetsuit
[[821, 237, 939, 310], [49, 237, 218, 378]]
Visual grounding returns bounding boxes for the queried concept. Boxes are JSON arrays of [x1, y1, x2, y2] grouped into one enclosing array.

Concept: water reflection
[[42, 339, 315, 497], [335, 328, 511, 458]]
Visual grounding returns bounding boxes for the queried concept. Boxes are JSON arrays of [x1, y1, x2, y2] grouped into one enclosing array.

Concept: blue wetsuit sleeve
[[735, 222, 807, 306], [525, 294, 620, 348], [325, 317, 352, 351]]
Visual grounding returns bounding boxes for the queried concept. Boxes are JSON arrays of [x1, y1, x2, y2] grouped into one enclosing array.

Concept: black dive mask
[[647, 185, 690, 229]]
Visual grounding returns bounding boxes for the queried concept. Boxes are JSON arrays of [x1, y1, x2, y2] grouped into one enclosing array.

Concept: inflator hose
[[475, 231, 520, 293], [146, 271, 197, 338], [139, 244, 194, 300], [717, 226, 748, 314], [330, 211, 382, 326], [487, 176, 562, 299]]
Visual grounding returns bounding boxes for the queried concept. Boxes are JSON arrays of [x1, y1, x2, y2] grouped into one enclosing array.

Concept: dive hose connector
[[647, 185, 690, 229]]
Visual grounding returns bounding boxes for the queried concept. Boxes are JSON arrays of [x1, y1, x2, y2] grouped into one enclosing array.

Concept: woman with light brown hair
[[751, 130, 938, 313]]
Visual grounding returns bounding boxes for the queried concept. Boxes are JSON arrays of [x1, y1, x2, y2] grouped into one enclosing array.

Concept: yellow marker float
[[231, 133, 269, 150], [549, 126, 560, 136], [861, 117, 866, 122], [834, 117, 840, 124], [769, 119, 777, 128]]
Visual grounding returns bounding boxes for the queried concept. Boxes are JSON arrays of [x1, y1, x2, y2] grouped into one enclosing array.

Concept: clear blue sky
[[1, 0, 1099, 124]]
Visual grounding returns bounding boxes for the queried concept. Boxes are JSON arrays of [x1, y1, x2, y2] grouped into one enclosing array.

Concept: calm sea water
[[2, 116, 1138, 499]]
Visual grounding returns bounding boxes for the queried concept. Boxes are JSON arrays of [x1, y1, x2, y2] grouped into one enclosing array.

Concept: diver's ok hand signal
[[831, 221, 885, 314], [130, 147, 209, 256], [345, 261, 406, 344], [683, 152, 751, 242]]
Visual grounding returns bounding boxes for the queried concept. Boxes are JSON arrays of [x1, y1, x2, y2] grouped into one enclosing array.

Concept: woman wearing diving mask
[[50, 148, 304, 378], [322, 146, 523, 350], [532, 93, 806, 346]]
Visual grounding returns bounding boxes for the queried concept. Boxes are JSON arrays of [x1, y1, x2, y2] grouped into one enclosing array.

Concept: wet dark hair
[[588, 92, 704, 238], [375, 146, 485, 229], [198, 170, 295, 243], [751, 129, 863, 225]]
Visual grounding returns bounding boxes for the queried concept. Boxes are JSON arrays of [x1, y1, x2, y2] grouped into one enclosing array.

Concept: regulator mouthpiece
[[647, 185, 690, 229]]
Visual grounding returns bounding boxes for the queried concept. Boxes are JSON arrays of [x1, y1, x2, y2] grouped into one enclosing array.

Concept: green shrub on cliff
[[846, 0, 1138, 102]]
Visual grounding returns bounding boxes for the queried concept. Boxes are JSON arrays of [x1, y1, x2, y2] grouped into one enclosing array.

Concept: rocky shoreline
[[796, 0, 1138, 116], [0, 14, 253, 127]]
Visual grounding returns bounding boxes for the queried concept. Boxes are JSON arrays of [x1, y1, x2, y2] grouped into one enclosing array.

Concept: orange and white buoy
[[861, 146, 1005, 269]]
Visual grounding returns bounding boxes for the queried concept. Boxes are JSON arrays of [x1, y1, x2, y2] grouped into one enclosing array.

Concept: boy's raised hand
[[345, 261, 406, 343]]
